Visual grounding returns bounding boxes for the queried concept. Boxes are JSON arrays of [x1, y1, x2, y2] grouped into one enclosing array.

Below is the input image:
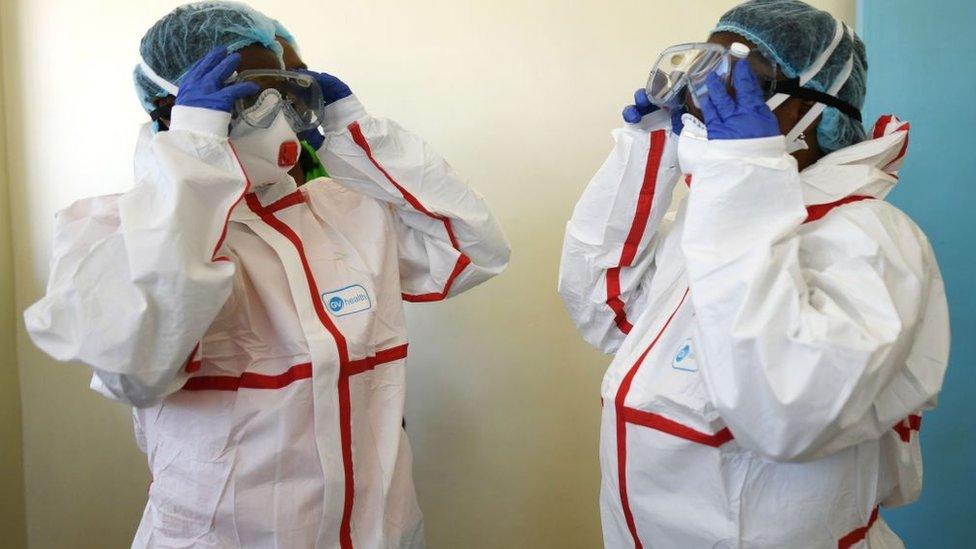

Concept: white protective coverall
[[558, 109, 949, 548], [25, 97, 509, 548]]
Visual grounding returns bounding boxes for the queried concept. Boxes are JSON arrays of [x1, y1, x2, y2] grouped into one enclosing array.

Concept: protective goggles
[[645, 41, 861, 123], [230, 70, 325, 132], [646, 42, 778, 108]]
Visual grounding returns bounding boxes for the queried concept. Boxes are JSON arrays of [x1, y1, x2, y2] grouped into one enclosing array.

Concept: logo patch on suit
[[672, 339, 698, 372], [323, 284, 372, 317]]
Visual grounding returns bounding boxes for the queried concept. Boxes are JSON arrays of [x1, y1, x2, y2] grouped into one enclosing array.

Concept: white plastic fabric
[[229, 102, 300, 189], [559, 110, 948, 548], [25, 96, 509, 548]]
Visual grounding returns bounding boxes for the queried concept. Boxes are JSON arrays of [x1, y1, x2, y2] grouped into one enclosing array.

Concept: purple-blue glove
[[623, 88, 686, 134], [298, 69, 352, 105], [296, 69, 353, 149], [700, 59, 780, 140], [175, 46, 260, 113], [300, 127, 325, 150], [623, 88, 658, 123]]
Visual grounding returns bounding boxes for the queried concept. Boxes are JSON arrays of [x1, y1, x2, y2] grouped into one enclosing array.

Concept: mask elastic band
[[139, 59, 180, 96], [765, 19, 847, 112], [783, 52, 855, 153]]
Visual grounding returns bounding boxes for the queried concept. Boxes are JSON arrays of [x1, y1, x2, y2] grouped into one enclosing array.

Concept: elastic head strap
[[799, 19, 846, 85], [765, 19, 848, 111], [773, 78, 861, 122], [782, 51, 856, 152], [139, 59, 179, 96]]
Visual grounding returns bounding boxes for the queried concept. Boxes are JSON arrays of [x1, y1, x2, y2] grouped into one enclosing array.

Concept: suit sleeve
[[680, 135, 950, 462], [24, 106, 249, 407], [314, 96, 510, 301], [558, 110, 681, 354]]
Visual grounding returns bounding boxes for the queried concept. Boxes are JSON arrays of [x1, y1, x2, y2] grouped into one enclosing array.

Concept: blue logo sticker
[[672, 339, 698, 372], [322, 284, 372, 317], [675, 344, 690, 362]]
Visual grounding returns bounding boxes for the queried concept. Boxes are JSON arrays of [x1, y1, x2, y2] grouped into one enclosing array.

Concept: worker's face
[[687, 32, 822, 169], [682, 32, 800, 133], [235, 43, 284, 71], [152, 43, 295, 129], [236, 38, 307, 71]]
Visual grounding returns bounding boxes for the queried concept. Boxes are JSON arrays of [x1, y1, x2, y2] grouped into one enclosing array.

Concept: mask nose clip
[[278, 141, 299, 167]]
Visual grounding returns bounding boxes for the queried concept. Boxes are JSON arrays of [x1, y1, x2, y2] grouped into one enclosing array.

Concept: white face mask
[[229, 105, 301, 190]]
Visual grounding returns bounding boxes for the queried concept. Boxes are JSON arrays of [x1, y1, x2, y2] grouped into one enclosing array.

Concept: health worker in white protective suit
[[24, 2, 509, 547], [558, 0, 949, 547]]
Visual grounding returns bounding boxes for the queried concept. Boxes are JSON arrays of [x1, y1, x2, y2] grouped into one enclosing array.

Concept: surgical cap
[[272, 18, 298, 53], [133, 1, 290, 114], [714, 0, 868, 152]]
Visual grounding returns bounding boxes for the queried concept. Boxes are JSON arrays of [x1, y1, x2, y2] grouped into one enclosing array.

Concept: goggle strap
[[781, 50, 857, 153], [765, 92, 790, 111], [139, 59, 180, 96], [773, 78, 861, 122], [798, 19, 846, 86]]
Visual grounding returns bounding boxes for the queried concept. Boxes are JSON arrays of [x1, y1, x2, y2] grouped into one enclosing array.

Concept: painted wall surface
[[5, 1, 853, 547], [0, 0, 29, 545], [860, 1, 976, 546]]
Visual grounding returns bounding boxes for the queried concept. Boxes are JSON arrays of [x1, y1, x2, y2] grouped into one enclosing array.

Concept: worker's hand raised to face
[[623, 88, 687, 135], [176, 46, 260, 114], [297, 69, 352, 106], [700, 59, 780, 140]]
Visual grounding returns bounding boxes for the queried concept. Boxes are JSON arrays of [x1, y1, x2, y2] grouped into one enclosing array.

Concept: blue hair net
[[272, 18, 299, 53], [133, 1, 287, 115], [714, 0, 868, 152]]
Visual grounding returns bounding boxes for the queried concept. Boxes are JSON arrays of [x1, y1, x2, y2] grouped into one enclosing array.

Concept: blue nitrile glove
[[623, 88, 685, 135], [296, 70, 353, 149], [670, 106, 686, 135], [623, 88, 658, 123], [700, 59, 780, 140], [300, 127, 326, 150], [298, 69, 353, 105], [175, 46, 260, 113]]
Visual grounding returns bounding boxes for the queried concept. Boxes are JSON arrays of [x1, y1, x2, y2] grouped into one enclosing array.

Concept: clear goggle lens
[[645, 43, 777, 108], [231, 70, 325, 132]]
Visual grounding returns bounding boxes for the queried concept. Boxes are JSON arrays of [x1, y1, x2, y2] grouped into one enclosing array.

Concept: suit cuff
[[704, 135, 787, 160], [322, 95, 367, 134], [169, 106, 232, 137]]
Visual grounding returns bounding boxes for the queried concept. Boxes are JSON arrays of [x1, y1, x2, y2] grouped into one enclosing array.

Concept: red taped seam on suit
[[621, 407, 734, 447], [804, 196, 873, 224], [893, 414, 922, 443], [837, 507, 880, 549], [614, 288, 690, 549], [871, 114, 910, 173], [348, 121, 470, 302], [246, 189, 307, 215], [606, 130, 667, 335], [343, 344, 409, 377], [244, 192, 356, 549], [181, 344, 409, 392], [183, 363, 313, 391], [185, 342, 202, 373]]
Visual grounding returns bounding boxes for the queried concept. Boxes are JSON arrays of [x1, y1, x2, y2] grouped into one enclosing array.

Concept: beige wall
[[0, 0, 28, 545], [5, 1, 854, 547]]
